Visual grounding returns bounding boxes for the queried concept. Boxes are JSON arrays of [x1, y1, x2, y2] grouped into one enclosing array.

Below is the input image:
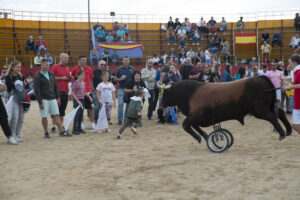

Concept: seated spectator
[[207, 37, 218, 54], [196, 47, 206, 63], [251, 67, 259, 77], [169, 48, 177, 57], [106, 32, 114, 42], [34, 53, 43, 66], [26, 72, 34, 92], [177, 26, 187, 47], [95, 26, 106, 42], [166, 27, 176, 45], [220, 17, 227, 34], [36, 35, 47, 55], [25, 35, 36, 55], [261, 29, 270, 44], [220, 38, 230, 64], [207, 16, 217, 34], [295, 13, 300, 32], [222, 65, 233, 82], [272, 31, 282, 47], [113, 21, 120, 37], [167, 16, 174, 30], [190, 23, 197, 38], [237, 17, 245, 31], [101, 48, 111, 64], [234, 66, 246, 80], [174, 18, 181, 32], [197, 16, 207, 34], [261, 41, 272, 62], [192, 30, 201, 45], [289, 34, 299, 52], [186, 48, 195, 63], [111, 50, 119, 66], [93, 22, 105, 32], [116, 26, 125, 41], [44, 52, 53, 66], [201, 20, 208, 34], [178, 47, 186, 60], [189, 62, 204, 81], [205, 48, 212, 64], [122, 24, 130, 41], [214, 34, 221, 49], [180, 56, 186, 65], [183, 18, 191, 34], [258, 64, 268, 76], [162, 64, 181, 84], [152, 54, 160, 65], [90, 48, 100, 66]]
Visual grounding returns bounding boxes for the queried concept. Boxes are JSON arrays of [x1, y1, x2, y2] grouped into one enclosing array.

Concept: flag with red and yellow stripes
[[235, 33, 256, 45]]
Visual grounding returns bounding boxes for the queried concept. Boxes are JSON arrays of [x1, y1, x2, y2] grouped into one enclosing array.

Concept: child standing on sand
[[117, 90, 143, 139]]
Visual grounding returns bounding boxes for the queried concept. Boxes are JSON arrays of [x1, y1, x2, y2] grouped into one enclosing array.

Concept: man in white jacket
[[141, 59, 157, 120]]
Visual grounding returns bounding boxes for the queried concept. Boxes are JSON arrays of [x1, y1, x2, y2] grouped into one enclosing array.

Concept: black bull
[[161, 76, 292, 143]]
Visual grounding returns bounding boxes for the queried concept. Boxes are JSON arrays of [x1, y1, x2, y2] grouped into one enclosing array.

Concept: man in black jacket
[[25, 36, 36, 55], [180, 57, 193, 80], [33, 59, 71, 138]]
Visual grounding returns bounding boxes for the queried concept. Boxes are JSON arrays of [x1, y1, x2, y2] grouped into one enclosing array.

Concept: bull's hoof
[[286, 129, 292, 136], [197, 138, 202, 143], [279, 135, 285, 141]]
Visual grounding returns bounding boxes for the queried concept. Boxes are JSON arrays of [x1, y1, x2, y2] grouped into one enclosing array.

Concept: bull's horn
[[165, 85, 172, 89]]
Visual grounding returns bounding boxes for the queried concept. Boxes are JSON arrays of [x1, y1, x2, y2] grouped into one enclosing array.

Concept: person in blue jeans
[[114, 56, 135, 125]]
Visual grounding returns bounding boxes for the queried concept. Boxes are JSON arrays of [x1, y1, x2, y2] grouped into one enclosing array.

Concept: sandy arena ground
[[0, 101, 300, 200]]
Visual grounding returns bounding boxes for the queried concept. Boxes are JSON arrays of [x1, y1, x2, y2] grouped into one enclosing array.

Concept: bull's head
[[161, 84, 177, 108]]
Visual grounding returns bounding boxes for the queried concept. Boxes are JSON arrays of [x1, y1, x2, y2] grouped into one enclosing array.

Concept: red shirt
[[293, 69, 300, 109], [71, 66, 94, 93], [50, 64, 70, 92]]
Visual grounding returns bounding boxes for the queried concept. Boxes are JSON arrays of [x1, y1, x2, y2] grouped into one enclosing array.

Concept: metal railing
[[0, 9, 299, 23]]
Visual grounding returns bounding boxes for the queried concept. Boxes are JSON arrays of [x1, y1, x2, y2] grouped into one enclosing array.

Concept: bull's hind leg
[[183, 118, 202, 143], [278, 108, 292, 136], [192, 125, 208, 141], [254, 112, 286, 140]]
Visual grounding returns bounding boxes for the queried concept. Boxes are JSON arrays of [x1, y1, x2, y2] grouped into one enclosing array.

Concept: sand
[[0, 101, 299, 200]]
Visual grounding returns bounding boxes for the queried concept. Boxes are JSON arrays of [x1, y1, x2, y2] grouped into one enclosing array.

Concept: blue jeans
[[166, 35, 176, 44], [288, 96, 294, 113], [73, 99, 85, 130], [118, 88, 129, 122], [220, 25, 227, 32], [92, 92, 100, 123], [90, 57, 99, 66], [38, 46, 47, 54], [193, 36, 200, 43]]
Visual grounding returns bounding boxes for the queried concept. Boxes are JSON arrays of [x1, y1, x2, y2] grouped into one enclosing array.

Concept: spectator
[[180, 57, 193, 80], [207, 16, 217, 35], [214, 34, 221, 49], [25, 35, 36, 55], [220, 17, 227, 34], [93, 22, 105, 32], [272, 31, 282, 47], [261, 41, 272, 62], [169, 48, 177, 63], [267, 62, 284, 108], [202, 65, 214, 82], [211, 63, 221, 82], [90, 47, 100, 66], [234, 66, 246, 80], [189, 62, 204, 81], [101, 48, 111, 64], [154, 63, 163, 112], [186, 48, 196, 63], [50, 53, 71, 126], [237, 17, 245, 31], [26, 71, 34, 92], [71, 56, 95, 130], [195, 48, 205, 63], [162, 56, 173, 75], [160, 51, 168, 65], [222, 65, 233, 82], [36, 35, 47, 55], [167, 16, 174, 30], [177, 26, 187, 47], [95, 26, 106, 42], [197, 16, 207, 34], [251, 67, 259, 77], [44, 52, 53, 66], [111, 50, 119, 66], [207, 38, 218, 54], [0, 65, 8, 104], [192, 30, 201, 45], [34, 53, 43, 66], [178, 47, 186, 60], [205, 48, 212, 64], [183, 18, 191, 34], [220, 38, 230, 64], [290, 34, 299, 52], [113, 21, 120, 37], [166, 27, 176, 45], [180, 56, 186, 65], [106, 32, 114, 42], [258, 64, 268, 76], [141, 59, 157, 120], [261, 29, 270, 44], [163, 64, 181, 84], [294, 13, 300, 32], [152, 54, 160, 65], [122, 24, 131, 41], [190, 23, 197, 38], [174, 18, 181, 32], [282, 65, 293, 113], [116, 26, 126, 41], [115, 57, 136, 125]]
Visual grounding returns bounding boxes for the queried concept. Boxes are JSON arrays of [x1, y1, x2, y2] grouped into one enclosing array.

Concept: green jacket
[[127, 96, 143, 119]]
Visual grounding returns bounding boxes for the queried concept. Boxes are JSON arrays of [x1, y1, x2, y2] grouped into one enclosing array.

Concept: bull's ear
[[165, 85, 172, 89]]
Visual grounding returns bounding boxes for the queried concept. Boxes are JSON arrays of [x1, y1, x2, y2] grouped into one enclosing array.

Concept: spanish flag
[[235, 33, 256, 45], [98, 42, 144, 50], [97, 42, 144, 58]]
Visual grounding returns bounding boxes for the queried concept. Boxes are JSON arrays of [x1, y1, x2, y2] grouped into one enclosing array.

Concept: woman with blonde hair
[[5, 61, 28, 143]]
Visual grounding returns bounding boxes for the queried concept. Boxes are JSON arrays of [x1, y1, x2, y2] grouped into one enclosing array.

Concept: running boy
[[117, 90, 143, 139]]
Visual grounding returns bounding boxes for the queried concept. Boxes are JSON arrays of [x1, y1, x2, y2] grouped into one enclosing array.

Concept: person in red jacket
[[71, 56, 95, 130], [36, 35, 47, 55]]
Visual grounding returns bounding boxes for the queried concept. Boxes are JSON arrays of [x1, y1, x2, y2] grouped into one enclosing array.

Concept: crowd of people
[[93, 21, 130, 42]]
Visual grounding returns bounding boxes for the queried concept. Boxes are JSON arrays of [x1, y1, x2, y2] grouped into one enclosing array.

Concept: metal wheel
[[207, 130, 229, 153], [212, 129, 234, 149]]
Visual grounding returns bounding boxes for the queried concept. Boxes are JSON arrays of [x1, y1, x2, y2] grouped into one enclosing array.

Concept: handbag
[[123, 92, 133, 104]]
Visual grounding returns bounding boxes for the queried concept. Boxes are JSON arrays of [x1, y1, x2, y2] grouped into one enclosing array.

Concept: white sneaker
[[117, 133, 122, 139], [7, 137, 18, 145], [106, 129, 112, 133], [131, 127, 137, 135], [167, 43, 170, 45], [81, 122, 86, 130], [91, 122, 96, 130], [15, 136, 23, 143]]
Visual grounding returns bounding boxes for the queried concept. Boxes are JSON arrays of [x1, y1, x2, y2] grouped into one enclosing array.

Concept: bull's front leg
[[182, 118, 202, 143], [192, 125, 208, 141]]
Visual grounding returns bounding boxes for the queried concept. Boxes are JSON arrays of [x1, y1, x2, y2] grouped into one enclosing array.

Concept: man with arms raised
[[34, 59, 71, 138]]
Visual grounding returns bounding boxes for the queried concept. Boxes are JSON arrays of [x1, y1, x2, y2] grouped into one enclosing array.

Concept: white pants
[[292, 109, 300, 124], [9, 97, 25, 136], [276, 89, 281, 101]]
